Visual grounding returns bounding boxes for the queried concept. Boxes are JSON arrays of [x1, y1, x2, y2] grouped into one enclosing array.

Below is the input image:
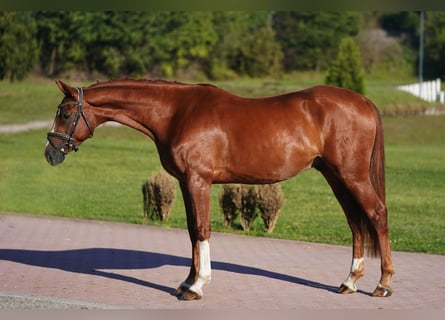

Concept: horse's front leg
[[175, 176, 212, 300], [338, 226, 365, 294]]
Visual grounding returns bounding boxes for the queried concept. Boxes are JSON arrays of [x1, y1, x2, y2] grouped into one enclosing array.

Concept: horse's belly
[[218, 147, 316, 184]]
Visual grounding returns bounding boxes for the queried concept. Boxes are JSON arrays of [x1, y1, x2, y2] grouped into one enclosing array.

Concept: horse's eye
[[62, 113, 71, 120]]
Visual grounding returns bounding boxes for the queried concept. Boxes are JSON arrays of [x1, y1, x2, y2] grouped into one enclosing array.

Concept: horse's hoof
[[372, 284, 393, 297], [173, 288, 182, 297], [337, 283, 357, 294], [178, 289, 202, 301], [173, 285, 188, 297]]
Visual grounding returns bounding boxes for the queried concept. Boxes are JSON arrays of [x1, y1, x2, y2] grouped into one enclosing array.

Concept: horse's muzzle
[[45, 145, 65, 166]]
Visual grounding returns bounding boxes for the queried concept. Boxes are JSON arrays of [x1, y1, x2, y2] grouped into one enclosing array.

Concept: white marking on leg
[[342, 257, 364, 292], [189, 240, 211, 297], [350, 257, 364, 273]]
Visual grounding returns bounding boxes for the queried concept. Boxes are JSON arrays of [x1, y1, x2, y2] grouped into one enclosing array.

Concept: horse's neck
[[87, 84, 177, 141]]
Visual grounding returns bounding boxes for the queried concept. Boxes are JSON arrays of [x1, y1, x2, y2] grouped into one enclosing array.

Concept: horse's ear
[[55, 80, 77, 97]]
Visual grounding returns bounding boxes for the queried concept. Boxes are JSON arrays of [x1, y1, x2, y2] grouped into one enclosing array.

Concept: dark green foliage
[[35, 12, 88, 76], [35, 12, 156, 77], [2, 11, 445, 81], [325, 37, 366, 94], [32, 11, 278, 79], [379, 12, 419, 34], [142, 172, 176, 222], [423, 12, 445, 80], [150, 12, 218, 78], [207, 12, 282, 79], [232, 27, 283, 77], [378, 11, 445, 80], [273, 12, 361, 71], [0, 12, 38, 82]]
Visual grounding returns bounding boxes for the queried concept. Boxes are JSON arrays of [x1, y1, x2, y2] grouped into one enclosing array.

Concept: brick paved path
[[0, 213, 444, 309]]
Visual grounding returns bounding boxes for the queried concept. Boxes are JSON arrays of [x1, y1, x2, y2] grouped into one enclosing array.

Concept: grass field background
[[1, 74, 444, 254]]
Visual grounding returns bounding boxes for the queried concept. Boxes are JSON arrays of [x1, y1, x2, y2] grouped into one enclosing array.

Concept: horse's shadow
[[0, 248, 340, 296]]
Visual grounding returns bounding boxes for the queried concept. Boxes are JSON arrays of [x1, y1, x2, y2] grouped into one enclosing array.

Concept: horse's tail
[[369, 103, 386, 204], [363, 101, 386, 257]]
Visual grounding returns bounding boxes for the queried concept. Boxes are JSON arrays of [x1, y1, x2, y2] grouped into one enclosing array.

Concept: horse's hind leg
[[319, 166, 366, 294], [339, 174, 395, 297]]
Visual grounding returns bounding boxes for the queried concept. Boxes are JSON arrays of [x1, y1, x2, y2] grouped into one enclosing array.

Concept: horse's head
[[44, 80, 94, 166]]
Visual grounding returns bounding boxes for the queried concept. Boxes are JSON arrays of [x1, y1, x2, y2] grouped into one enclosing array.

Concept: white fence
[[397, 78, 445, 103]]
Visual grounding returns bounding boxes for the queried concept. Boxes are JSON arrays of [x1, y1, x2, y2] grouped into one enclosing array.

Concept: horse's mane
[[88, 78, 217, 90]]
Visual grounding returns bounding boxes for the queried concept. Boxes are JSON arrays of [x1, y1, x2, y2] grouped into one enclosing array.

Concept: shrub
[[325, 37, 366, 94], [219, 183, 285, 232], [219, 184, 242, 227], [142, 171, 176, 221], [239, 185, 258, 231], [256, 184, 284, 233]]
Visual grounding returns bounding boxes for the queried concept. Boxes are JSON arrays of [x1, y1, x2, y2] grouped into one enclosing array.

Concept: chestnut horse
[[45, 79, 394, 300]]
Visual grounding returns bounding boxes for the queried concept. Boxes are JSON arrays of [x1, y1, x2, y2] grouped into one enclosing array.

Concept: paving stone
[[1, 213, 444, 309]]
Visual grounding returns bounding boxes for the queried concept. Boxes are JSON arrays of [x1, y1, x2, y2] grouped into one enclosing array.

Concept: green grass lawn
[[0, 80, 61, 124], [1, 76, 444, 255]]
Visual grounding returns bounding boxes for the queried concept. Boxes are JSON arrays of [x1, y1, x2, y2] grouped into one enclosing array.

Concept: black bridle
[[47, 87, 93, 154]]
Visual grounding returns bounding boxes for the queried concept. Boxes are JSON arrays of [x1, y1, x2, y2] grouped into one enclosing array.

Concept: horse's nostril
[[45, 150, 53, 165], [45, 147, 64, 166]]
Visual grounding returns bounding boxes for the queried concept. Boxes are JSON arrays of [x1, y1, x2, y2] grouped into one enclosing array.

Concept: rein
[[47, 87, 93, 154]]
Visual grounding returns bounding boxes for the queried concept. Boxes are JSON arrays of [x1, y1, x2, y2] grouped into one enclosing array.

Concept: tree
[[209, 12, 254, 79], [209, 12, 282, 79], [35, 11, 89, 76], [423, 11, 445, 79], [273, 12, 361, 71], [0, 12, 38, 82], [231, 26, 283, 77], [325, 37, 366, 94], [81, 12, 158, 78], [145, 11, 217, 78], [379, 12, 419, 34], [35, 12, 219, 79], [35, 12, 157, 78]]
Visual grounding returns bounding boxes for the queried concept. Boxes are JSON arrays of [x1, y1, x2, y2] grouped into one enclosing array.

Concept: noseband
[[47, 87, 93, 154]]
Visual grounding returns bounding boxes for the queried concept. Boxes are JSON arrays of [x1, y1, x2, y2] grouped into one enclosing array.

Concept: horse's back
[[295, 85, 377, 117], [168, 84, 380, 184]]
